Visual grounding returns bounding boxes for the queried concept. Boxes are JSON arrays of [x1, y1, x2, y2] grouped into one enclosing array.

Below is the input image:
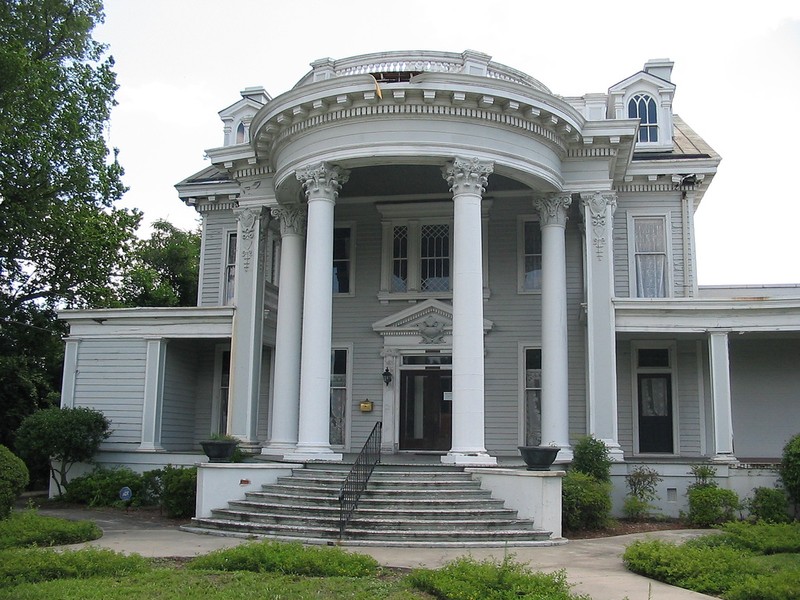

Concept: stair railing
[[338, 421, 382, 537]]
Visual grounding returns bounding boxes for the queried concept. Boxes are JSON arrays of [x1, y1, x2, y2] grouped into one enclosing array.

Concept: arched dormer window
[[628, 93, 658, 143], [235, 122, 246, 144]]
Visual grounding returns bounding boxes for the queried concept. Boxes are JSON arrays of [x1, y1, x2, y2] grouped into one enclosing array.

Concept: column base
[[710, 453, 738, 465], [261, 443, 298, 460], [554, 446, 574, 464], [600, 440, 625, 462], [441, 452, 497, 467], [285, 446, 343, 463], [137, 444, 165, 452]]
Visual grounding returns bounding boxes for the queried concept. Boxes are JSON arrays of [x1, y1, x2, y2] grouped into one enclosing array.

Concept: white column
[[441, 157, 497, 466], [262, 205, 306, 457], [288, 162, 348, 461], [709, 331, 736, 462], [60, 340, 80, 408], [140, 338, 167, 451], [228, 204, 268, 444], [580, 192, 624, 461], [534, 194, 573, 462]]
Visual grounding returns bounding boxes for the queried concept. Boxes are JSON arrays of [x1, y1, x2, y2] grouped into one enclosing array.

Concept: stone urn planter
[[518, 445, 559, 471], [200, 439, 238, 463]]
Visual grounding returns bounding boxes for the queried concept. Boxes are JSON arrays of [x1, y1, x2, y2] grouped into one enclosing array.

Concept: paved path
[[39, 506, 714, 600]]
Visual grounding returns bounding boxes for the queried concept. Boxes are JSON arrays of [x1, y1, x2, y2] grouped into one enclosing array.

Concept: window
[[420, 223, 450, 292], [211, 345, 231, 436], [518, 217, 542, 292], [629, 215, 670, 298], [633, 344, 676, 454], [522, 348, 543, 446], [332, 226, 353, 294], [329, 348, 348, 446], [223, 232, 237, 305], [235, 122, 246, 144], [628, 93, 658, 143]]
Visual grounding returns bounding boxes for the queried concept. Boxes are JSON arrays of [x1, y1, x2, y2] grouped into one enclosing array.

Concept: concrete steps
[[185, 463, 557, 547]]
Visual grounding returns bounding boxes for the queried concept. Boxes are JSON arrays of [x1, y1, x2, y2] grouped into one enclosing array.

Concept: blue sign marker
[[119, 486, 132, 501]]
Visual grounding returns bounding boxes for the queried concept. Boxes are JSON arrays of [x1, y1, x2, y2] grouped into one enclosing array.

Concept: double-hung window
[[518, 217, 542, 293], [223, 232, 237, 305], [329, 347, 350, 446], [521, 347, 543, 446], [628, 214, 670, 298], [332, 226, 353, 295]]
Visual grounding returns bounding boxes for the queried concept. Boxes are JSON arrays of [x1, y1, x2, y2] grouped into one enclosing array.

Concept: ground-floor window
[[330, 348, 348, 446], [212, 345, 231, 435], [633, 345, 676, 454], [522, 347, 542, 446]]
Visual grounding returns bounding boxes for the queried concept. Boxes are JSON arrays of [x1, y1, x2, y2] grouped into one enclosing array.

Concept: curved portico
[[206, 50, 638, 464]]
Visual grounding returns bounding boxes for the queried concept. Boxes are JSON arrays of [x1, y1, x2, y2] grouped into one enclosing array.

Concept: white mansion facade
[[59, 51, 800, 512]]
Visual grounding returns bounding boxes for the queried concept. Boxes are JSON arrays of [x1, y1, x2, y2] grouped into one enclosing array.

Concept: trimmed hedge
[[0, 445, 28, 519]]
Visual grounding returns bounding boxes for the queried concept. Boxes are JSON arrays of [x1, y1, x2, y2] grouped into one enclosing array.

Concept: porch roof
[[59, 307, 234, 339]]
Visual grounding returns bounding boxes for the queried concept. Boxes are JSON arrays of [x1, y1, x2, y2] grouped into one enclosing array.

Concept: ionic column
[[534, 193, 573, 461], [228, 205, 268, 444], [441, 157, 497, 466], [580, 192, 624, 461], [262, 205, 306, 457], [709, 331, 736, 462], [288, 162, 348, 461]]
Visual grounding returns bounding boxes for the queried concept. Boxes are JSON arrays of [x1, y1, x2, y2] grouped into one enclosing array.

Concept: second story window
[[628, 93, 658, 143], [223, 232, 237, 305], [631, 216, 668, 298], [518, 217, 542, 293], [235, 122, 246, 144], [420, 223, 450, 292], [332, 227, 352, 295]]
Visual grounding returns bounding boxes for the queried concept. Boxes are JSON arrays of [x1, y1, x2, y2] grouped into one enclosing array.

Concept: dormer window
[[628, 93, 658, 143], [235, 122, 246, 144]]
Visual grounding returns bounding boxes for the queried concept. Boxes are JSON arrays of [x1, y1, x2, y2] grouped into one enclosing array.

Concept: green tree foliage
[[0, 445, 29, 518], [0, 1, 140, 446], [15, 407, 110, 496], [780, 433, 800, 514], [116, 220, 201, 307]]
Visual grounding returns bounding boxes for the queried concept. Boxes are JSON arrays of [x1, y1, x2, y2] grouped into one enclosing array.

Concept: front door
[[399, 370, 452, 451], [637, 373, 674, 453]]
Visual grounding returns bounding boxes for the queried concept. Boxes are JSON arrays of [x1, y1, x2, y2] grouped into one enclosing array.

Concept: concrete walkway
[[39, 506, 714, 600]]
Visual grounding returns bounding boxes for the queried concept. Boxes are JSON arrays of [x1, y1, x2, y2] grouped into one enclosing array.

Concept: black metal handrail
[[338, 421, 382, 537]]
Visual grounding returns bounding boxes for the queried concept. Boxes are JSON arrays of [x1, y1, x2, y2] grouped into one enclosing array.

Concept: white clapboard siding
[[161, 340, 201, 451], [676, 341, 702, 456], [199, 211, 237, 306]]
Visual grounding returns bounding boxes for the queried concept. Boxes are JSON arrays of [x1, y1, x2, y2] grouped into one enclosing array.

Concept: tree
[[15, 406, 110, 496], [116, 220, 201, 307], [0, 1, 139, 442]]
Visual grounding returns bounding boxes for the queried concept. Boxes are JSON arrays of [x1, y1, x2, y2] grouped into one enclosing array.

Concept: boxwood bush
[[747, 486, 790, 524], [686, 486, 739, 527], [561, 471, 612, 531], [0, 445, 28, 519]]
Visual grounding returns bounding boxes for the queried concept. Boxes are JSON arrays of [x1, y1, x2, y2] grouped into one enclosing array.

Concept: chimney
[[644, 59, 674, 82]]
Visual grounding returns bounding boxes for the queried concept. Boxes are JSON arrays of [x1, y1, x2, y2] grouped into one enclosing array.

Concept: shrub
[[571, 436, 611, 482], [15, 407, 110, 496], [160, 465, 196, 518], [623, 465, 662, 521], [188, 540, 379, 577], [65, 467, 144, 507], [0, 547, 150, 586], [747, 486, 790, 523], [687, 486, 739, 527], [779, 433, 800, 512], [0, 445, 28, 519], [623, 539, 754, 595], [561, 471, 612, 531], [0, 508, 101, 549], [726, 569, 800, 600], [716, 521, 800, 554], [689, 463, 718, 489], [409, 556, 590, 600]]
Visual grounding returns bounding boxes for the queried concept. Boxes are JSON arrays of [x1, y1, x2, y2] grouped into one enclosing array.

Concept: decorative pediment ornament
[[371, 299, 493, 345]]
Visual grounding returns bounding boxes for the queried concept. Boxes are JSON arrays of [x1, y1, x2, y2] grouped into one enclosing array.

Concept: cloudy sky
[[96, 1, 800, 285]]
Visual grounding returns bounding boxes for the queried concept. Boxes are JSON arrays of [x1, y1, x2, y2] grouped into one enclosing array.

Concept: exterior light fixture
[[382, 368, 393, 386]]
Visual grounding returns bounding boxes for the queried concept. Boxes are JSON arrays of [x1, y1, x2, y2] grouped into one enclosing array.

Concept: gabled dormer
[[608, 59, 676, 153], [218, 86, 271, 146]]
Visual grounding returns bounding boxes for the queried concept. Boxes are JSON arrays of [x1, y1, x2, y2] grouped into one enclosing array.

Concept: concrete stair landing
[[185, 463, 560, 547]]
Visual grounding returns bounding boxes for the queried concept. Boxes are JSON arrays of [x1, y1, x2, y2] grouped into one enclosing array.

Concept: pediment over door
[[371, 299, 493, 348]]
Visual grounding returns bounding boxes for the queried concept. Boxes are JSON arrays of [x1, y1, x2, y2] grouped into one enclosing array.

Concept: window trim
[[333, 222, 355, 297], [631, 341, 679, 456], [517, 215, 543, 294], [518, 342, 542, 446], [627, 211, 673, 298]]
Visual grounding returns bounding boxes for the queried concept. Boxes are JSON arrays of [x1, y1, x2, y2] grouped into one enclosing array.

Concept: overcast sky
[[96, 1, 800, 286]]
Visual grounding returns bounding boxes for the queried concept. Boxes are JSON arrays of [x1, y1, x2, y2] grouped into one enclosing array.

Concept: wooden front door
[[399, 370, 452, 451]]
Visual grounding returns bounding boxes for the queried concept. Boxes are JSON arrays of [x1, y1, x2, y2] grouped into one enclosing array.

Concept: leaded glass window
[[524, 348, 542, 446], [330, 349, 347, 446], [628, 93, 659, 143], [392, 225, 408, 292], [420, 223, 450, 292]]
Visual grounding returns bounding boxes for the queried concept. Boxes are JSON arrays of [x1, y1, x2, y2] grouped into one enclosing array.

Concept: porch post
[[262, 205, 306, 457], [441, 157, 497, 466], [60, 340, 80, 409], [709, 331, 736, 462], [288, 162, 348, 461], [580, 192, 624, 461], [140, 338, 167, 451], [534, 193, 573, 461], [228, 203, 269, 445]]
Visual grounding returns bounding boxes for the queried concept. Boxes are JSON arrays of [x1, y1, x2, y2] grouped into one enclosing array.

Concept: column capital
[[233, 206, 268, 273], [442, 157, 494, 196], [296, 162, 349, 201], [580, 191, 617, 260], [534, 193, 572, 228], [271, 204, 307, 237]]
